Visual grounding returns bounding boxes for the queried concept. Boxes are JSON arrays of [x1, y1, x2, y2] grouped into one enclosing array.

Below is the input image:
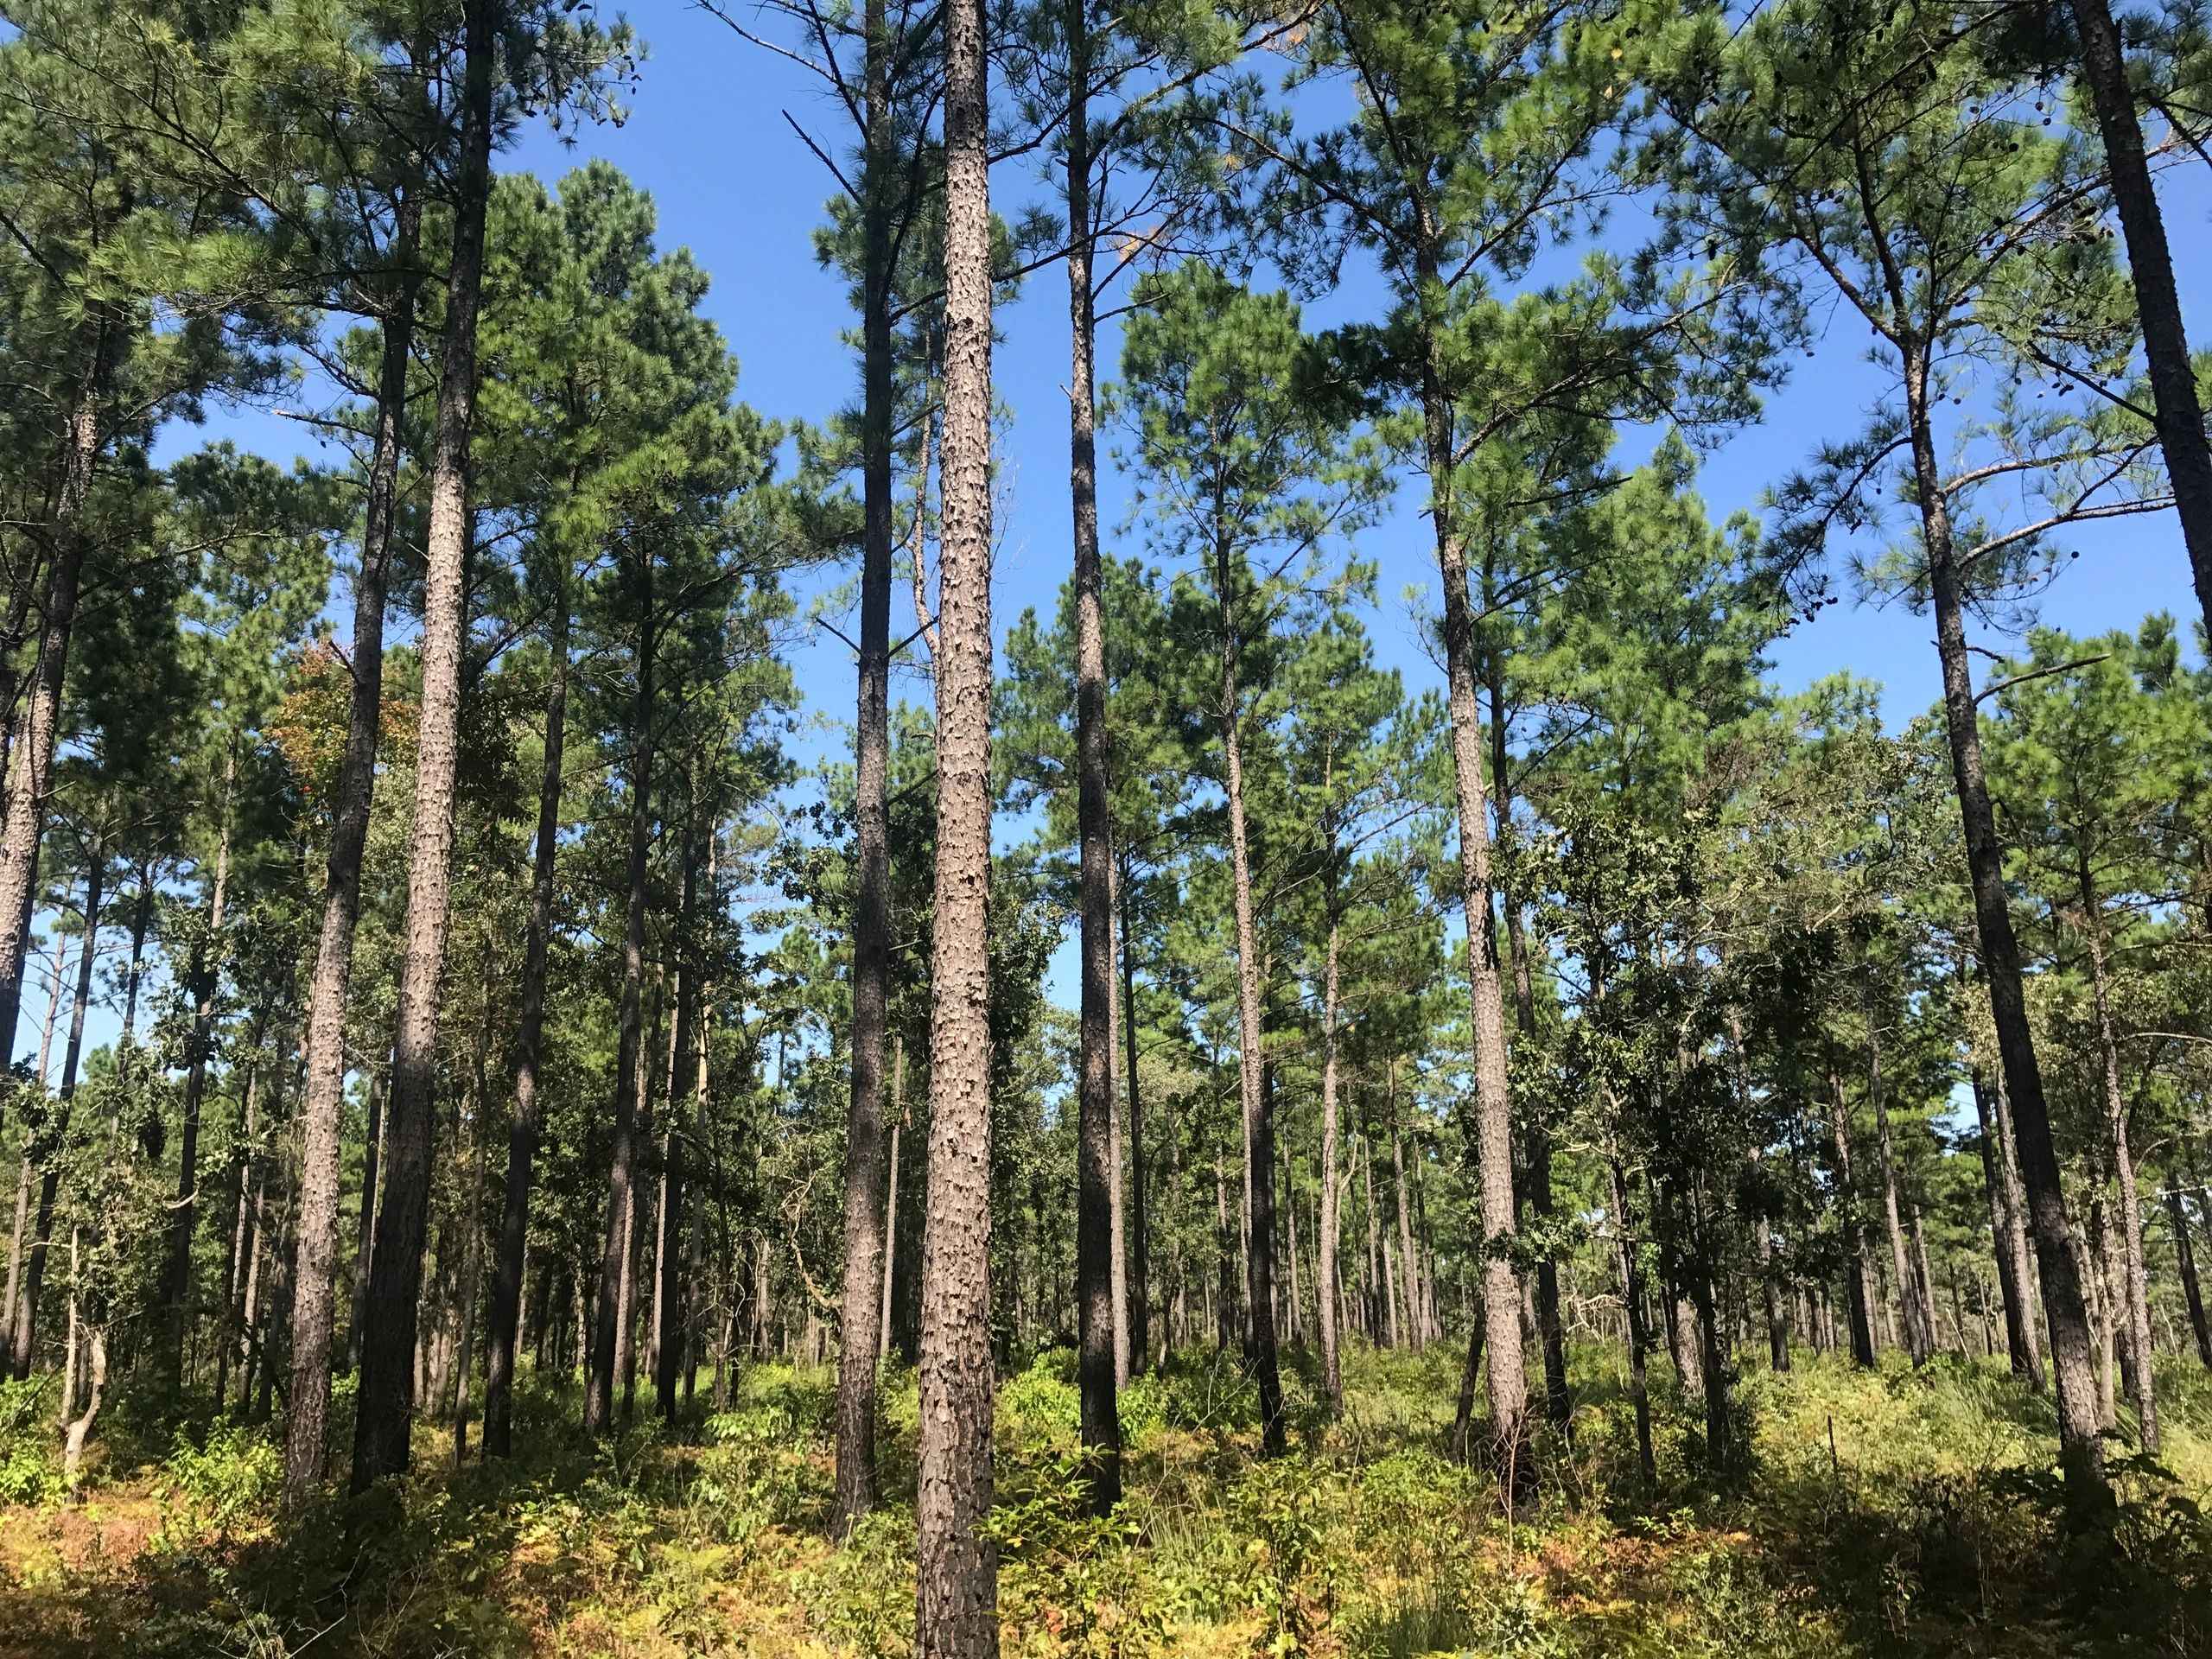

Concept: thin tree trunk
[[484, 581, 567, 1455], [1898, 323, 2104, 1495], [1073, 98, 1122, 1497], [915, 0, 999, 1636], [161, 752, 234, 1375], [1970, 1068, 2037, 1382], [346, 1072, 385, 1373], [1318, 917, 1344, 1411], [588, 658, 655, 1439], [1826, 1069, 1878, 1367], [351, 4, 495, 1489], [1389, 1066, 1421, 1355], [2080, 887, 2157, 1451], [1213, 530, 1284, 1459], [2166, 1183, 2212, 1369], [655, 828, 702, 1421], [1608, 1151, 1656, 1489], [1866, 1014, 1929, 1364], [1116, 851, 1149, 1371]]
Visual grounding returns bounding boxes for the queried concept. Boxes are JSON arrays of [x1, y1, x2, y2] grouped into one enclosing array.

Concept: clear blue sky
[[94, 7, 2212, 1047]]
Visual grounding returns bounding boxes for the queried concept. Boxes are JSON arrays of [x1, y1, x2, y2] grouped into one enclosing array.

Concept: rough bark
[[1417, 244, 1525, 1488], [1826, 1070, 1878, 1368], [1971, 1068, 2037, 1382], [2080, 888, 2157, 1452], [2067, 0, 2212, 628], [483, 591, 566, 1456], [1318, 918, 1344, 1411], [1866, 1015, 1929, 1364], [2166, 1183, 2212, 1369], [830, 0, 898, 1535], [587, 641, 655, 1439], [351, 3, 495, 1489], [284, 182, 423, 1503], [915, 0, 999, 1637], [1071, 49, 1121, 1503], [8, 841, 96, 1376], [0, 332, 109, 1078], [1213, 531, 1284, 1459], [1900, 328, 2104, 1494], [160, 751, 234, 1375]]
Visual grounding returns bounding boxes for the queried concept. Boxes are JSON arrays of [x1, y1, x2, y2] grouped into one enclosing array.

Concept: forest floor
[[0, 1343, 2206, 1657]]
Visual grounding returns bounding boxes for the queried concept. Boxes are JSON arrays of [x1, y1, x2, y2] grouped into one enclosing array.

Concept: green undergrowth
[[0, 1344, 2206, 1656]]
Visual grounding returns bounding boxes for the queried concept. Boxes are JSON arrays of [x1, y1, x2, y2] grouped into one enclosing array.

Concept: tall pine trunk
[[2068, 0, 2212, 625], [1317, 917, 1344, 1411], [1899, 333, 2105, 1495], [915, 0, 999, 1636], [1826, 1069, 1878, 1367], [1866, 1014, 1929, 1364], [484, 588, 566, 1454], [830, 0, 897, 1535], [284, 183, 424, 1502], [160, 749, 233, 1376], [0, 329, 109, 1077], [1213, 531, 1284, 1458], [1971, 1069, 2039, 1382], [352, 1, 497, 1488], [1069, 34, 1120, 1501], [1417, 245, 1524, 1488], [587, 626, 655, 1438]]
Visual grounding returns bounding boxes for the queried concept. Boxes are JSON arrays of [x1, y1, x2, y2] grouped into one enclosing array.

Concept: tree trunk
[[1417, 246, 1524, 1489], [352, 2, 495, 1491], [655, 829, 702, 1421], [283, 178, 423, 1497], [830, 0, 899, 1539], [1318, 918, 1344, 1411], [1073, 96, 1122, 1494], [915, 0, 999, 1637], [2166, 1184, 2212, 1369], [587, 643, 655, 1439], [484, 579, 568, 1455], [1388, 1066, 1421, 1356], [2067, 0, 2212, 631], [1116, 852, 1149, 1371], [1826, 1069, 1878, 1367], [0, 331, 110, 1079], [2080, 887, 2158, 1452], [1970, 1068, 2038, 1382], [161, 752, 234, 1376], [1608, 1151, 1656, 1488], [1866, 1014, 1929, 1364], [1213, 530, 1284, 1459], [1901, 336, 2104, 1496], [346, 1073, 385, 1374]]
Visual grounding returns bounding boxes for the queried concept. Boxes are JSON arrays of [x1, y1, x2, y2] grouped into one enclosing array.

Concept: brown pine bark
[[1866, 1015, 1929, 1364], [830, 0, 898, 1535], [2166, 1183, 2212, 1370], [1317, 918, 1344, 1411], [346, 1073, 384, 1373], [160, 748, 234, 1375], [284, 182, 424, 1503], [2067, 0, 2212, 627], [351, 0, 496, 1489], [2079, 881, 2158, 1452], [915, 0, 998, 1633], [9, 841, 97, 1376], [654, 829, 702, 1421], [1417, 248, 1525, 1487], [0, 331, 110, 1079], [1116, 850, 1149, 1370], [1897, 321, 2104, 1493], [1213, 531, 1285, 1458], [587, 628, 655, 1439], [1070, 26, 1121, 1504], [1970, 1068, 2037, 1382], [1826, 1069, 1878, 1368], [484, 580, 567, 1456]]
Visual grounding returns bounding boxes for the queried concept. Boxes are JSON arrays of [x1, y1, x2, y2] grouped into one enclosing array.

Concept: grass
[[0, 1343, 2207, 1656]]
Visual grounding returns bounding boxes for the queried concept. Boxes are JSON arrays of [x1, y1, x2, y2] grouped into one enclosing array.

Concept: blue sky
[[97, 3, 2212, 1046]]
